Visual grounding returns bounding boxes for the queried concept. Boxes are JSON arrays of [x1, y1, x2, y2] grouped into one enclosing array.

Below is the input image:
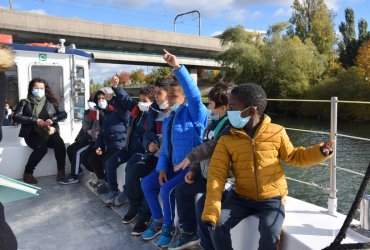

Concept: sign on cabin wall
[[39, 53, 47, 61]]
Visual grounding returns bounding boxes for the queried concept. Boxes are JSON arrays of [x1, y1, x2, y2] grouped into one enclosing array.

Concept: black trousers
[[24, 132, 66, 174], [67, 141, 91, 175], [87, 148, 120, 180], [125, 153, 158, 219], [80, 146, 95, 172]]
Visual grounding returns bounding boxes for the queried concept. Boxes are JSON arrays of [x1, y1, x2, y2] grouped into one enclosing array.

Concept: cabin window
[[73, 66, 85, 120], [2, 66, 19, 126], [31, 65, 64, 109]]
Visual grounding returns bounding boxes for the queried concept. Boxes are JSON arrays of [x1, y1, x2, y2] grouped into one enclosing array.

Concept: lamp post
[[9, 0, 12, 11], [174, 10, 201, 36]]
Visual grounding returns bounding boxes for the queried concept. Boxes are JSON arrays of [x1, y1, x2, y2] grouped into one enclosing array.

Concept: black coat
[[13, 98, 67, 138]]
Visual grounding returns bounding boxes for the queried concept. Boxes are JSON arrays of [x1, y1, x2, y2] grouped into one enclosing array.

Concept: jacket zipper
[[251, 139, 260, 200]]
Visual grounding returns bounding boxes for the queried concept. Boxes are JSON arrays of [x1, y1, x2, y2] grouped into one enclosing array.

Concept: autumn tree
[[355, 39, 370, 79], [130, 69, 146, 84], [289, 0, 335, 55], [118, 71, 131, 84]]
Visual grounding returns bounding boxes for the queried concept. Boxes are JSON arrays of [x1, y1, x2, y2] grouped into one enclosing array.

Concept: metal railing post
[[328, 96, 338, 215]]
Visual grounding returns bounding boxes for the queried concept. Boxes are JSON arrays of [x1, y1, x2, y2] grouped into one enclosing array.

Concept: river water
[[270, 115, 370, 216]]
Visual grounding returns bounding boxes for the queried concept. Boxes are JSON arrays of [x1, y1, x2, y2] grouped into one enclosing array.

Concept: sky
[[1, 0, 369, 83]]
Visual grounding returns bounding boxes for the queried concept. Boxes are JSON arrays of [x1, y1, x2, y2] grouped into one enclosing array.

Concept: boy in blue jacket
[[141, 50, 208, 248]]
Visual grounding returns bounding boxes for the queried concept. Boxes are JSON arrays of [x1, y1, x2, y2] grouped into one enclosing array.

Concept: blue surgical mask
[[227, 106, 250, 129], [32, 88, 45, 98], [98, 100, 108, 109], [207, 108, 219, 121], [170, 102, 180, 112]]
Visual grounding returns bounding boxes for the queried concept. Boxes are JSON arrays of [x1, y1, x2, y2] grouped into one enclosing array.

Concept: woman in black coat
[[13, 78, 67, 184]]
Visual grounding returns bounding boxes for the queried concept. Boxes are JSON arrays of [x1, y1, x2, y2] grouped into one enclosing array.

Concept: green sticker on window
[[39, 54, 47, 61]]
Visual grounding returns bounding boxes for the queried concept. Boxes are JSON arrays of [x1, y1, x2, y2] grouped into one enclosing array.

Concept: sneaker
[[105, 190, 119, 206], [96, 181, 109, 194], [122, 207, 139, 224], [168, 230, 200, 250], [112, 189, 127, 206], [142, 219, 163, 240], [59, 175, 79, 185], [132, 217, 151, 236], [154, 224, 177, 248]]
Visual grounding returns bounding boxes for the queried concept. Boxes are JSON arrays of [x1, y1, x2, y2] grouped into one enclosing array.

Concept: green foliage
[[301, 67, 370, 121], [145, 67, 172, 84], [218, 25, 327, 99], [289, 0, 335, 55]]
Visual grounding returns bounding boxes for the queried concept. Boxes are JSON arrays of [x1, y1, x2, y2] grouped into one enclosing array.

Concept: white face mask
[[170, 102, 180, 112], [159, 100, 169, 110], [138, 101, 151, 112], [98, 100, 108, 109], [207, 108, 220, 121]]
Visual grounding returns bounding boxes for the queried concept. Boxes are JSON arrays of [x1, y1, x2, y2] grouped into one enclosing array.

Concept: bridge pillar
[[189, 68, 198, 85]]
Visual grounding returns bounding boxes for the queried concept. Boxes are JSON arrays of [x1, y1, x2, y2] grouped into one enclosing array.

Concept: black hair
[[28, 78, 59, 105], [93, 90, 106, 104], [154, 77, 176, 91], [231, 83, 267, 114], [139, 86, 156, 101], [208, 82, 234, 108]]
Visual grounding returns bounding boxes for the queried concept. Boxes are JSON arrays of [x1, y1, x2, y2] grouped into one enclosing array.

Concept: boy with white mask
[[103, 85, 156, 206], [140, 49, 208, 248]]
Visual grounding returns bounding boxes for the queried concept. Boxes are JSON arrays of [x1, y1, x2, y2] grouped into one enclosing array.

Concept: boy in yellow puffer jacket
[[201, 83, 334, 250]]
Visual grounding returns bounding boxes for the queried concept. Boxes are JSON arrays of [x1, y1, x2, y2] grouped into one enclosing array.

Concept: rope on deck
[[322, 161, 370, 250]]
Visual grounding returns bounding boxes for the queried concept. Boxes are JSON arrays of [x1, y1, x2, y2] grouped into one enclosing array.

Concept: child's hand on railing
[[321, 140, 335, 156]]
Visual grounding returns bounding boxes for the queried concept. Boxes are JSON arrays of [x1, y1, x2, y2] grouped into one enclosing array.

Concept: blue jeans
[[176, 175, 206, 233], [141, 169, 187, 226], [104, 148, 132, 191], [196, 190, 231, 250], [209, 191, 285, 250]]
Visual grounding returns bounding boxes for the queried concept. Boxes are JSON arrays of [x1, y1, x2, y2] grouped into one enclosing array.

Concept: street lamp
[[174, 10, 201, 36]]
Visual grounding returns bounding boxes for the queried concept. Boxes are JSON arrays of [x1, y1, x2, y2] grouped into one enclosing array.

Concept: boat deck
[[3, 175, 159, 250]]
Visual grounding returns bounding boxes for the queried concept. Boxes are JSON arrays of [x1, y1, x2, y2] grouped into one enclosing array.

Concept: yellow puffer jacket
[[202, 115, 330, 224]]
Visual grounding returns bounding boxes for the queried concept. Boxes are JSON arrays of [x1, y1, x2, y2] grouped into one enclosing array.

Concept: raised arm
[[163, 49, 207, 124], [110, 75, 136, 111]]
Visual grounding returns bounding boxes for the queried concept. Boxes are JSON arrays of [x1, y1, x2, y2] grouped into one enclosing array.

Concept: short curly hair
[[139, 86, 156, 101], [208, 82, 234, 108], [231, 83, 267, 114]]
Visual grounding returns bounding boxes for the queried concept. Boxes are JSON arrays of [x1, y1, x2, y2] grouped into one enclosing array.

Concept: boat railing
[[267, 98, 370, 215]]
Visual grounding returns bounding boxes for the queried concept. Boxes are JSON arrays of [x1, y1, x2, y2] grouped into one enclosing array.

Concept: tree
[[118, 71, 131, 84], [130, 69, 146, 84], [339, 8, 358, 67], [145, 67, 172, 84], [355, 39, 370, 79], [217, 25, 265, 84], [289, 0, 335, 55], [358, 18, 370, 44]]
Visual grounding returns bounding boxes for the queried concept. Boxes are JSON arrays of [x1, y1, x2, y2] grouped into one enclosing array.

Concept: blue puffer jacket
[[156, 65, 207, 172], [95, 86, 136, 151]]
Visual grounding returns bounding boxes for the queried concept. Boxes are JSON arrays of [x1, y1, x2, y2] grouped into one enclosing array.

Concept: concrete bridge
[[0, 9, 223, 69]]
